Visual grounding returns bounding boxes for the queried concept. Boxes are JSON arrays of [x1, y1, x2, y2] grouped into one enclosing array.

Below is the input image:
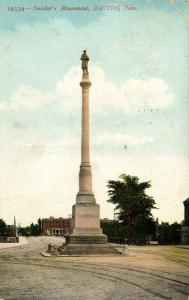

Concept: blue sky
[[0, 0, 188, 225]]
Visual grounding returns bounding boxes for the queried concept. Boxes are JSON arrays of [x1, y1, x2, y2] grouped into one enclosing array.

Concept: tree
[[0, 220, 17, 237], [100, 220, 127, 243], [0, 219, 7, 236], [170, 222, 181, 244], [158, 222, 181, 244], [30, 223, 39, 235], [18, 219, 42, 236], [37, 218, 42, 235], [6, 225, 15, 237], [107, 174, 157, 243], [132, 214, 156, 243], [19, 226, 31, 236]]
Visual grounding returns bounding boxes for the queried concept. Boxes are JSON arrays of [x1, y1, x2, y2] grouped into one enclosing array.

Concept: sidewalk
[[0, 236, 29, 250], [177, 245, 189, 250]]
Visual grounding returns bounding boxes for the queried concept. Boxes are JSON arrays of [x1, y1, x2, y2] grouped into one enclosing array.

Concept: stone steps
[[59, 244, 121, 255]]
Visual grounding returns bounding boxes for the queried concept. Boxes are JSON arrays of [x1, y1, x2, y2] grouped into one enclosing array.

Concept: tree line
[[101, 220, 181, 245], [0, 218, 42, 237], [19, 218, 42, 236]]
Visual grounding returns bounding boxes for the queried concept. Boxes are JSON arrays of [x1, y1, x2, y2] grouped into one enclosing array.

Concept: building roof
[[42, 217, 70, 221], [100, 218, 114, 223]]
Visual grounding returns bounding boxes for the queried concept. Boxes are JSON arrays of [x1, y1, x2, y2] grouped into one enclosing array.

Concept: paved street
[[0, 236, 189, 300]]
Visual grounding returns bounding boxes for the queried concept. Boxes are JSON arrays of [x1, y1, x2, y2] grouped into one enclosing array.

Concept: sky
[[0, 0, 188, 226]]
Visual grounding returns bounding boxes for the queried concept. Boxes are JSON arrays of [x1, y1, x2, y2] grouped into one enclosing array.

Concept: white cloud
[[56, 65, 81, 113], [93, 132, 153, 146], [10, 85, 53, 111], [56, 65, 174, 114], [56, 64, 124, 114], [121, 78, 174, 111], [5, 65, 174, 114], [13, 130, 153, 149], [0, 102, 7, 111], [16, 135, 80, 148]]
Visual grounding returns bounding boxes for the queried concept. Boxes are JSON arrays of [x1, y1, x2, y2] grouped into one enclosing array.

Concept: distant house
[[42, 217, 71, 236], [181, 198, 189, 244]]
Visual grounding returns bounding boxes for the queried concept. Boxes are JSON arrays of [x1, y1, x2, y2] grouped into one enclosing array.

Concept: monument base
[[59, 243, 121, 255], [66, 234, 107, 244], [67, 200, 107, 244]]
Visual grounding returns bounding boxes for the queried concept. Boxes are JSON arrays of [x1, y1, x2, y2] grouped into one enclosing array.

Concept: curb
[[40, 251, 126, 257]]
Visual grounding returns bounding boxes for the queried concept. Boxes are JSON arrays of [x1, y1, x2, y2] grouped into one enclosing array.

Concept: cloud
[[93, 132, 153, 146], [0, 102, 7, 111], [56, 65, 174, 114], [15, 135, 80, 149], [10, 85, 53, 111], [121, 78, 174, 111], [55, 64, 118, 114], [56, 65, 81, 113], [4, 65, 174, 114], [12, 130, 153, 149], [56, 64, 125, 114]]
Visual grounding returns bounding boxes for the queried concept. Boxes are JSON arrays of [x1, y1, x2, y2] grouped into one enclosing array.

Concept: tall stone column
[[67, 51, 107, 244], [76, 72, 95, 203]]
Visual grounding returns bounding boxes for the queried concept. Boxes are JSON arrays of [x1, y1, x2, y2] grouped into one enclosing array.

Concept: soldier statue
[[81, 50, 89, 73]]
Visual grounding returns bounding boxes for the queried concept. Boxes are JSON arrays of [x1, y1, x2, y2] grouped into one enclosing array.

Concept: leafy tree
[[132, 214, 156, 243], [101, 221, 127, 243], [18, 219, 42, 236], [0, 220, 15, 237], [6, 225, 16, 237], [158, 222, 181, 244], [0, 219, 7, 236], [37, 218, 42, 234], [170, 222, 181, 244], [30, 223, 39, 235], [107, 174, 157, 243], [158, 222, 170, 244], [19, 226, 31, 236]]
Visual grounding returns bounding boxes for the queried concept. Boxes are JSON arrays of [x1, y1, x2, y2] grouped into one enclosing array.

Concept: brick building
[[42, 217, 71, 236]]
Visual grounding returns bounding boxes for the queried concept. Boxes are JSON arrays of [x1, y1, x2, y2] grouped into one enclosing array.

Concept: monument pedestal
[[67, 201, 107, 244]]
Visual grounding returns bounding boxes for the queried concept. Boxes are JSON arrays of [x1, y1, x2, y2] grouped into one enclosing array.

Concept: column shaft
[[81, 88, 90, 163], [77, 74, 93, 198]]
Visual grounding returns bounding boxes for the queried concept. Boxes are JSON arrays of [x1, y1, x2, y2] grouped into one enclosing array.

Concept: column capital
[[80, 81, 91, 89], [80, 72, 91, 88]]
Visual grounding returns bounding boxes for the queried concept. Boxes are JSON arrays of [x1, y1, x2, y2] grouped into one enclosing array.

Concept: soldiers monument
[[67, 51, 107, 245]]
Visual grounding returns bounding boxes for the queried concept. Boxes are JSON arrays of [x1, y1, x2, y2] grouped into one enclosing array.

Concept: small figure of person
[[81, 50, 89, 73]]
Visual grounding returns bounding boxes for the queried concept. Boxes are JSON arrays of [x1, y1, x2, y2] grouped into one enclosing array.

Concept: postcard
[[0, 1, 189, 299]]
